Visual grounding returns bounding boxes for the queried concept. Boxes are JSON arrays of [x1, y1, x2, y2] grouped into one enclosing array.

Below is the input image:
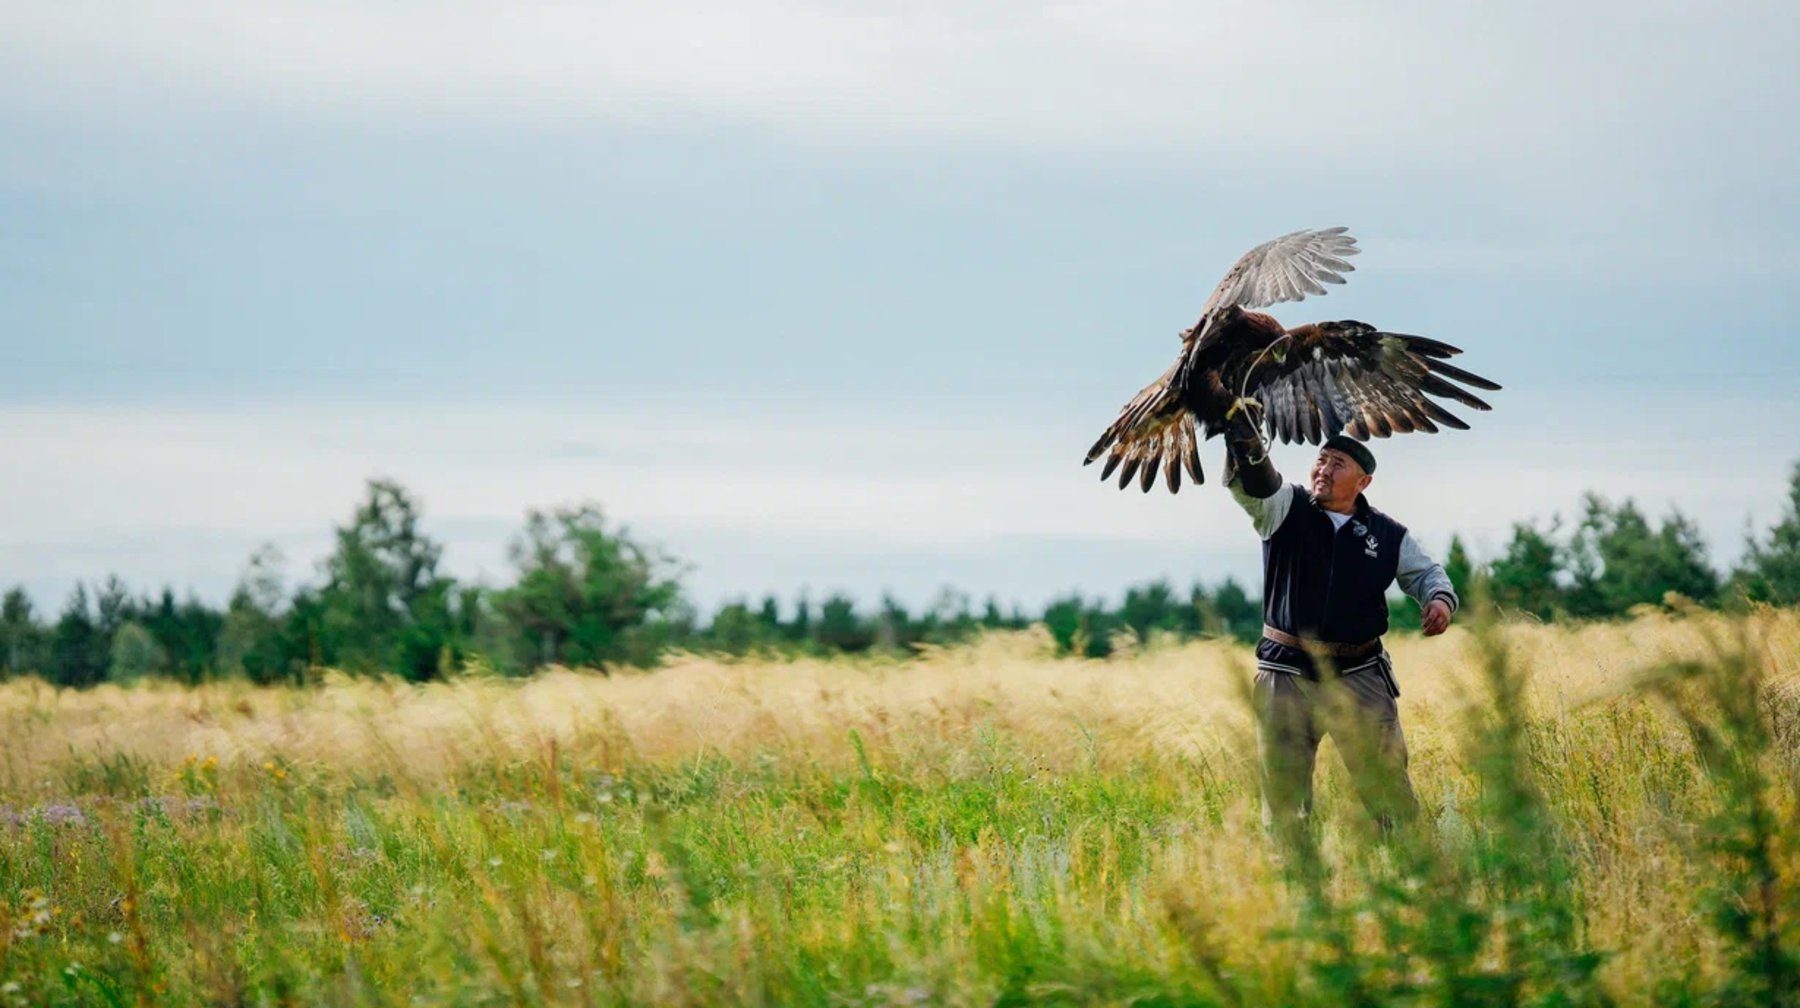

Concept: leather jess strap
[[1261, 624, 1382, 660]]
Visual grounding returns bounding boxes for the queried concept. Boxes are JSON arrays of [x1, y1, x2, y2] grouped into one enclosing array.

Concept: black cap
[[1321, 434, 1376, 475]]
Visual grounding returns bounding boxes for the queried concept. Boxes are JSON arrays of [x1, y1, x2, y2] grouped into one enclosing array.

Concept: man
[[1223, 424, 1457, 832]]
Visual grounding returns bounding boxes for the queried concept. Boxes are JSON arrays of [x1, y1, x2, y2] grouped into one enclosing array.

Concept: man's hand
[[1223, 412, 1281, 498], [1422, 598, 1453, 637]]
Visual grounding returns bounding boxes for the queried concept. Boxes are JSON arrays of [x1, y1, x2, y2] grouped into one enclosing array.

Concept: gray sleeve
[[1395, 532, 1459, 613], [1229, 482, 1294, 540]]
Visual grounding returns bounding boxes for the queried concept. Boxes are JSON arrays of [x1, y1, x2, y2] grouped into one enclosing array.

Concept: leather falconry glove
[[1222, 411, 1282, 499]]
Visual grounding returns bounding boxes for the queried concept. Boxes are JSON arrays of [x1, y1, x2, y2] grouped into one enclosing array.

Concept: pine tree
[[1737, 460, 1800, 604], [1444, 534, 1475, 600], [1489, 519, 1566, 621]]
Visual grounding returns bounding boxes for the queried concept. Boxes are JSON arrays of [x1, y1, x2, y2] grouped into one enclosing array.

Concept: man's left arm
[[1395, 533, 1457, 636]]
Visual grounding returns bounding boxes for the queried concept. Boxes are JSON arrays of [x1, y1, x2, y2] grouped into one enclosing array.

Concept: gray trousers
[[1253, 662, 1419, 831]]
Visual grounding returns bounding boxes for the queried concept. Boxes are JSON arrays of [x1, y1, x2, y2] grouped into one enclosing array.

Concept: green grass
[[1, 609, 1796, 1006]]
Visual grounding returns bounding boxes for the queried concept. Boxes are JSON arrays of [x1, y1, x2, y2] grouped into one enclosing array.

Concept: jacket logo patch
[[1364, 534, 1379, 558]]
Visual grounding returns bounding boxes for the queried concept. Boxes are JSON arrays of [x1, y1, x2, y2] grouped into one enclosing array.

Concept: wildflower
[[107, 932, 123, 944], [487, 857, 502, 867], [573, 812, 593, 824], [39, 804, 87, 827]]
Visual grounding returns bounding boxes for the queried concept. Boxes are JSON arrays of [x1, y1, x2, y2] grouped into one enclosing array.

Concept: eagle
[[1084, 227, 1501, 493]]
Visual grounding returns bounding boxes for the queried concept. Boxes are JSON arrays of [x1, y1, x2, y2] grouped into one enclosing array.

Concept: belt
[[1261, 624, 1382, 660]]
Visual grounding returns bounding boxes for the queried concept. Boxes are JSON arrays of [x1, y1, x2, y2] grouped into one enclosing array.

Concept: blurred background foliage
[[2, 460, 1797, 686]]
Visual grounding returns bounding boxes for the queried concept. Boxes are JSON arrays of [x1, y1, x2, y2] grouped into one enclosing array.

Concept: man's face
[[1309, 449, 1370, 505]]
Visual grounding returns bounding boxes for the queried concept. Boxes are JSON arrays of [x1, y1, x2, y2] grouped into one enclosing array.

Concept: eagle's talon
[[1226, 396, 1262, 421]]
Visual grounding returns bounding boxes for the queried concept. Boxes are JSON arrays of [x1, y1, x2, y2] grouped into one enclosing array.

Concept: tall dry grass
[[0, 609, 1795, 1005]]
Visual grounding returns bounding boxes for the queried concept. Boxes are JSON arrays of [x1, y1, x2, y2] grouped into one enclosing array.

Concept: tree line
[[2, 461, 1798, 688]]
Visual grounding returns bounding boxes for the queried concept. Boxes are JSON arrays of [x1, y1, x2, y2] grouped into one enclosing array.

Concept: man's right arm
[[1229, 474, 1292, 539], [1223, 415, 1291, 540]]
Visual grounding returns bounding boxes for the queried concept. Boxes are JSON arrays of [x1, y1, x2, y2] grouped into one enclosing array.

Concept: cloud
[[2, 2, 1797, 612], [3, 0, 1792, 197]]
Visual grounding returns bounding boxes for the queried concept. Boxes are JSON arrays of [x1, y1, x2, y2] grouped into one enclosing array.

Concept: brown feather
[[1418, 372, 1493, 410], [1425, 358, 1502, 392], [1392, 334, 1463, 358], [1405, 403, 1439, 434], [1117, 456, 1142, 490], [1418, 399, 1469, 430]]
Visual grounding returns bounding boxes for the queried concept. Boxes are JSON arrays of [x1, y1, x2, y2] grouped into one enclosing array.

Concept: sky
[[2, 1, 1798, 618]]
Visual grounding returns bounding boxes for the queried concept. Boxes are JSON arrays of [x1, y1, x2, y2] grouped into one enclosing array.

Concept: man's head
[[1309, 435, 1375, 512]]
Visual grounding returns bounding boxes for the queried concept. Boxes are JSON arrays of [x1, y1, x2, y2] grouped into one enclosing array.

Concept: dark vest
[[1255, 485, 1406, 677]]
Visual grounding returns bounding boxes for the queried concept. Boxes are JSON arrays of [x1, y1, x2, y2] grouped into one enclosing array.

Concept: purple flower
[[38, 804, 87, 827]]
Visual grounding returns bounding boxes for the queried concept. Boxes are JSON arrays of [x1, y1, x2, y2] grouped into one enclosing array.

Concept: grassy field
[[1, 608, 1796, 1006]]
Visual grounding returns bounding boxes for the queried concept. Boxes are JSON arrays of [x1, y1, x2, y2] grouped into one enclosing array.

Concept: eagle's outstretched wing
[[1081, 357, 1206, 493], [1197, 227, 1360, 326], [1083, 228, 1366, 493], [1249, 321, 1502, 445]]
